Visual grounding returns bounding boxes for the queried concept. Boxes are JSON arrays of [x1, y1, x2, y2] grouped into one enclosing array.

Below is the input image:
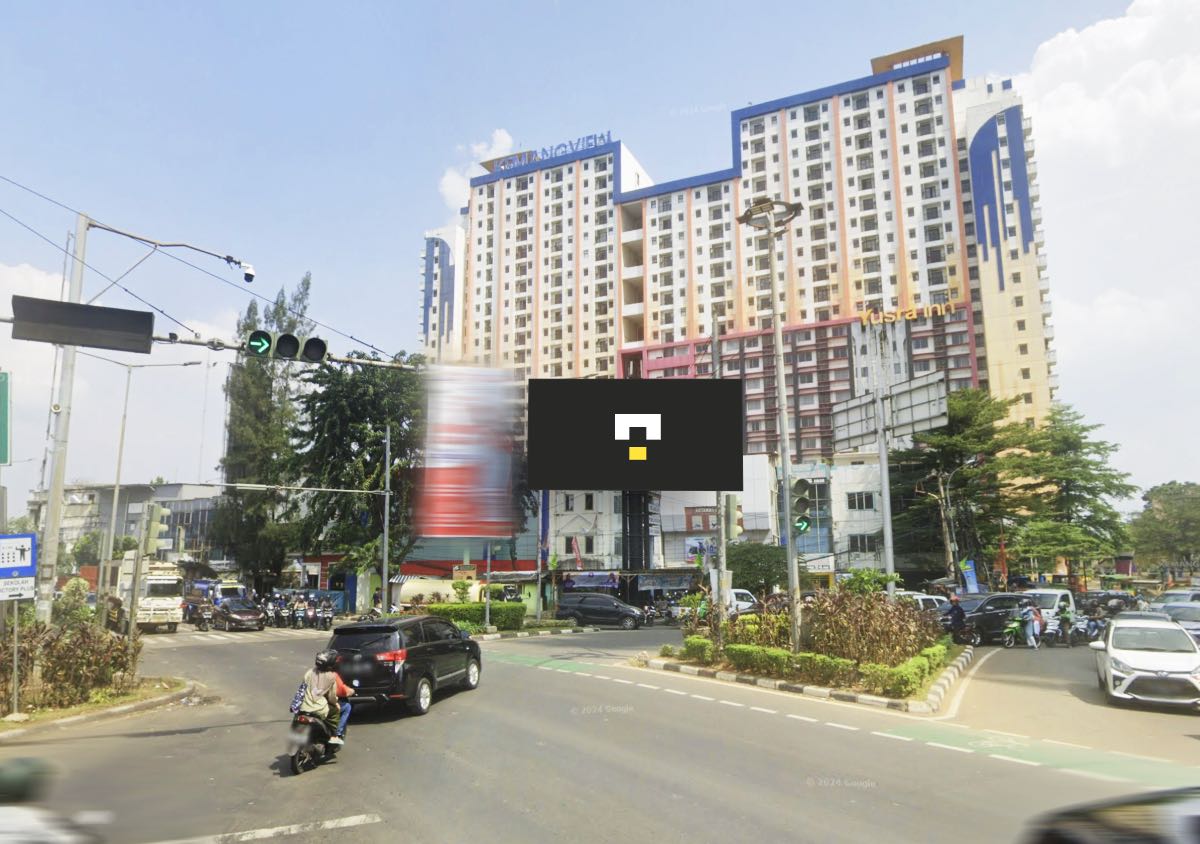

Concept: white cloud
[[437, 128, 514, 211], [1012, 0, 1200, 493], [1, 262, 240, 520]]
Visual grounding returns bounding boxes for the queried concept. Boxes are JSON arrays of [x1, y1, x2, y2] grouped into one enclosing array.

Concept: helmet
[[315, 649, 339, 671], [949, 594, 959, 603]]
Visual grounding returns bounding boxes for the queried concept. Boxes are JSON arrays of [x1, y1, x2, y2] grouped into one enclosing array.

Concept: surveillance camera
[[242, 263, 255, 283]]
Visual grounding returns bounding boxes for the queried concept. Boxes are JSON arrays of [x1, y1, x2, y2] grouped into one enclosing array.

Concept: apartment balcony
[[1042, 299, 1053, 318], [622, 301, 645, 318], [621, 226, 643, 244], [1032, 207, 1043, 226], [1048, 373, 1060, 391], [1043, 322, 1055, 340], [622, 262, 644, 280], [1027, 160, 1038, 180], [1037, 253, 1047, 270], [1046, 349, 1058, 366]]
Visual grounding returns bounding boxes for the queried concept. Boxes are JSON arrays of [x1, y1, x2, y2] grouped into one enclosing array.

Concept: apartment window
[[1021, 368, 1031, 380], [563, 494, 574, 511], [584, 536, 595, 555], [849, 534, 878, 553], [847, 491, 875, 510], [563, 536, 574, 554], [614, 494, 622, 513], [1019, 344, 1028, 355], [1023, 393, 1034, 405], [1014, 296, 1024, 308], [584, 493, 594, 510], [1016, 320, 1026, 331]]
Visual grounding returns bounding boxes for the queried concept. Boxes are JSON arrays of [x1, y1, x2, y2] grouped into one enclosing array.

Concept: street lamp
[[77, 352, 202, 620], [918, 456, 982, 584], [737, 197, 803, 649]]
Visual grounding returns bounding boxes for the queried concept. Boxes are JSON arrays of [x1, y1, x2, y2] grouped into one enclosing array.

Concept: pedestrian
[[372, 587, 382, 608], [1135, 592, 1149, 611], [1020, 599, 1039, 649]]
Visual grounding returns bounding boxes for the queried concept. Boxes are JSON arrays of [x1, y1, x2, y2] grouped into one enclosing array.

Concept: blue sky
[[4, 0, 1194, 517]]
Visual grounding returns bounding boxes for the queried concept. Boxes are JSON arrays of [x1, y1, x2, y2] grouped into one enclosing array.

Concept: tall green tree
[[1006, 404, 1135, 575], [210, 276, 313, 584], [289, 352, 425, 579], [890, 389, 1035, 579], [1129, 482, 1200, 570], [69, 531, 103, 567], [727, 542, 787, 595]]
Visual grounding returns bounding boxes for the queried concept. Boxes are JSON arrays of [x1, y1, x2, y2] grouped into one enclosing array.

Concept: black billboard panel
[[527, 379, 744, 491]]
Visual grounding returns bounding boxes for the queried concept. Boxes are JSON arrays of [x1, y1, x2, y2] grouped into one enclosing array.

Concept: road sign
[[0, 371, 9, 466], [0, 533, 38, 601]]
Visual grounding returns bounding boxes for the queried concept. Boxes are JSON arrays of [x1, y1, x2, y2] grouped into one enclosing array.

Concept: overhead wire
[[0, 173, 392, 357]]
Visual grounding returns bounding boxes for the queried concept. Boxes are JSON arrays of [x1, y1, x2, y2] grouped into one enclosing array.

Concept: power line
[[0, 205, 198, 335], [0, 173, 392, 357]]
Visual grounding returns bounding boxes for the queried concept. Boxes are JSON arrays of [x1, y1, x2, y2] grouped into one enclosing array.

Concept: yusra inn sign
[[857, 300, 961, 327]]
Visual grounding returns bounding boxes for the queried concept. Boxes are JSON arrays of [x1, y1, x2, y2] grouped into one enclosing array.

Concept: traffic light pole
[[711, 311, 726, 639], [872, 326, 897, 596], [126, 506, 149, 671], [382, 425, 390, 610]]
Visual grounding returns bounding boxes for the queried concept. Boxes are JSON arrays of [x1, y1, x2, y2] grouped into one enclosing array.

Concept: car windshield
[[1157, 592, 1193, 603], [332, 628, 400, 655], [946, 598, 984, 613], [225, 599, 256, 611], [1165, 606, 1200, 623], [1112, 626, 1198, 653], [146, 583, 181, 598], [1027, 593, 1062, 609]]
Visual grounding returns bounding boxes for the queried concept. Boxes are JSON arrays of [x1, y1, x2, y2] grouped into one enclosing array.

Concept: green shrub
[[450, 581, 471, 603], [791, 653, 857, 686], [858, 663, 893, 696], [455, 621, 483, 635], [885, 657, 928, 697], [682, 635, 714, 664], [920, 644, 948, 672], [806, 589, 942, 667], [659, 644, 676, 658], [724, 644, 760, 673], [426, 602, 525, 631], [0, 620, 140, 710]]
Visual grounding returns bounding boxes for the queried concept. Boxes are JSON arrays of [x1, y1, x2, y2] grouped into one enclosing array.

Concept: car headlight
[[1110, 657, 1134, 675]]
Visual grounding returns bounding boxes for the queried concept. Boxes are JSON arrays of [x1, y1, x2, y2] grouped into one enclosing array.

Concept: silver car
[[1090, 617, 1200, 708], [1162, 603, 1200, 642]]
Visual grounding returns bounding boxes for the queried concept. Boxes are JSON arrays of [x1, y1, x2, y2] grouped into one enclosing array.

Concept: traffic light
[[244, 331, 328, 363], [790, 479, 813, 535], [726, 494, 745, 540], [144, 504, 172, 556]]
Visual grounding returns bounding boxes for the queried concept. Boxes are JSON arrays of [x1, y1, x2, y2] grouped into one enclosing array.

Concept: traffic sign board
[[0, 371, 9, 466], [0, 533, 37, 601]]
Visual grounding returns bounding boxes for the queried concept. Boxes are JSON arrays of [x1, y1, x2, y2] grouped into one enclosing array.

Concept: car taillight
[[374, 648, 407, 664]]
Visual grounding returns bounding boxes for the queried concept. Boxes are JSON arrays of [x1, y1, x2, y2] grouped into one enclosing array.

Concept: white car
[[894, 591, 949, 612], [1090, 616, 1200, 708], [1148, 589, 1200, 611]]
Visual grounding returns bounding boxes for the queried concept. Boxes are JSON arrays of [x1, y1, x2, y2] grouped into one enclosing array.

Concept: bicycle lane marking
[[878, 721, 1200, 788]]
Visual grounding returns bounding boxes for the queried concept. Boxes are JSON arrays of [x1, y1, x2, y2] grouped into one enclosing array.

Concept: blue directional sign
[[0, 533, 37, 600]]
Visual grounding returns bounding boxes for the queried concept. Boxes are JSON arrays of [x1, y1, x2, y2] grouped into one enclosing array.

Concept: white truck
[[113, 555, 185, 633]]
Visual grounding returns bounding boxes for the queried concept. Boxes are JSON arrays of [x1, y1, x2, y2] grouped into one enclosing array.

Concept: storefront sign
[[858, 300, 960, 327]]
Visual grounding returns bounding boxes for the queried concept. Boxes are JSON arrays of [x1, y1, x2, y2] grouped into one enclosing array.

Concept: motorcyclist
[[1085, 599, 1105, 639], [298, 650, 351, 745], [947, 594, 967, 633]]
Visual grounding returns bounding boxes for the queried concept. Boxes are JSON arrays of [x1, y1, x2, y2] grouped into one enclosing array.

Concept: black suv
[[327, 615, 481, 716], [940, 593, 1024, 643], [556, 592, 645, 629]]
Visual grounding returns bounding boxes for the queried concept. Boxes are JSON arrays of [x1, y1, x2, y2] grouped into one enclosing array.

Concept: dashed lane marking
[[825, 722, 858, 731], [872, 731, 913, 742], [990, 754, 1041, 767], [636, 683, 660, 690], [144, 813, 383, 843], [718, 700, 744, 708], [750, 706, 777, 714], [787, 714, 819, 723], [1043, 739, 1090, 750], [611, 679, 634, 685], [691, 694, 715, 701], [663, 689, 687, 696], [927, 742, 973, 754]]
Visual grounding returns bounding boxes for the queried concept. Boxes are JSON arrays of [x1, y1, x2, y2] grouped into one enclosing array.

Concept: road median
[[474, 626, 599, 641], [0, 677, 196, 742]]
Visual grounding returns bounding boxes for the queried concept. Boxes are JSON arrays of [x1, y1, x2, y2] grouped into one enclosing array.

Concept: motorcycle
[[642, 605, 657, 627], [951, 622, 982, 647], [273, 605, 287, 628], [305, 605, 318, 629], [1002, 614, 1025, 649], [320, 605, 333, 631], [286, 711, 341, 775], [291, 605, 305, 629], [1086, 616, 1108, 642], [196, 604, 213, 632]]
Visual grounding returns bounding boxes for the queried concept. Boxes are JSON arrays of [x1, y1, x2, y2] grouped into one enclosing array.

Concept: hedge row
[[425, 603, 525, 631], [683, 638, 956, 698]]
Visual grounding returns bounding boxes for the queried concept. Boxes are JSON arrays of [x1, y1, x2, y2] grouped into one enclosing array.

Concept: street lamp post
[[920, 457, 980, 584], [79, 353, 202, 623], [35, 212, 250, 623], [737, 197, 803, 650]]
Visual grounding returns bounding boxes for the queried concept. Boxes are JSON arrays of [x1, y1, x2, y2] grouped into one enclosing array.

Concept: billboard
[[527, 379, 743, 490], [416, 366, 518, 539]]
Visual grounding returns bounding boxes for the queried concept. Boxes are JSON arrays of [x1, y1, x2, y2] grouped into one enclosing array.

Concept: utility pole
[[37, 213, 89, 623], [872, 325, 897, 596], [382, 425, 391, 609], [125, 506, 149, 671], [484, 543, 492, 629], [712, 311, 727, 640], [98, 365, 134, 625], [935, 473, 956, 581]]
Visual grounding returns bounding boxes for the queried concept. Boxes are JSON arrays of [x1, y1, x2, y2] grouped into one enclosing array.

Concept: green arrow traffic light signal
[[793, 515, 812, 535], [790, 479, 814, 536], [247, 330, 272, 356]]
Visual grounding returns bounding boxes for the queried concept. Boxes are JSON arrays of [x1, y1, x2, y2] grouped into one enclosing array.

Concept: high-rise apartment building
[[417, 37, 1057, 574]]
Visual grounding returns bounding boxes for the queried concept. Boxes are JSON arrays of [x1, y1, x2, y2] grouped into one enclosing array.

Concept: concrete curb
[[474, 627, 599, 641], [0, 678, 197, 743], [645, 645, 976, 714]]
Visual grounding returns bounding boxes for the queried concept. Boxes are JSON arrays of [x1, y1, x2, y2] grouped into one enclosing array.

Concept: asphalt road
[[3, 627, 1188, 843], [950, 639, 1200, 764]]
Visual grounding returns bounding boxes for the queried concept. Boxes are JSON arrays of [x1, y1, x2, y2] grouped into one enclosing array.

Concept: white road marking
[[555, 669, 571, 674], [718, 700, 744, 708], [750, 706, 777, 714], [593, 675, 611, 680], [691, 694, 715, 701], [636, 683, 660, 690], [984, 729, 1028, 738], [927, 742, 972, 754], [871, 731, 913, 742], [575, 672, 592, 677], [1111, 751, 1171, 764], [537, 666, 553, 671], [787, 714, 818, 723], [663, 689, 687, 696], [931, 647, 1001, 722], [612, 678, 634, 685], [825, 722, 858, 731], [1043, 739, 1089, 749], [1063, 769, 1131, 784], [144, 813, 382, 843], [989, 754, 1041, 767]]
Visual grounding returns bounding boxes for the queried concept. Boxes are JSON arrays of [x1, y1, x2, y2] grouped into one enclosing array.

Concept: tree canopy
[[1130, 482, 1200, 569], [727, 542, 787, 595]]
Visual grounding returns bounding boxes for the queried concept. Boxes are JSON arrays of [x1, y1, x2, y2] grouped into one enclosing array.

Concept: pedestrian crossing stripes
[[139, 627, 333, 648]]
